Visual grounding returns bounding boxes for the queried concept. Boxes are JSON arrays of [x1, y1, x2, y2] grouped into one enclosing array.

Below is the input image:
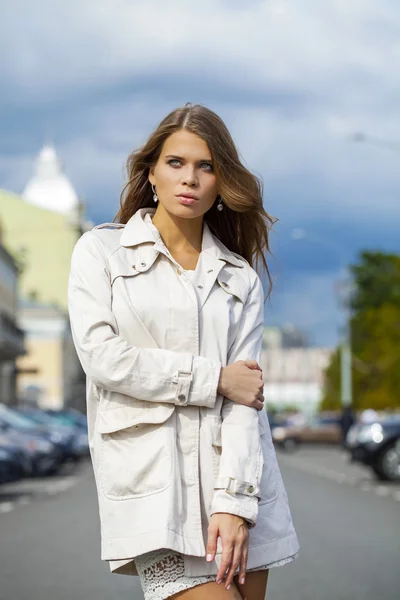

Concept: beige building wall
[[0, 189, 80, 311], [16, 304, 81, 410], [17, 336, 63, 409]]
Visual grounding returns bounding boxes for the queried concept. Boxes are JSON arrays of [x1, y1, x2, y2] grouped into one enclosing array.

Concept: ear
[[148, 166, 155, 186]]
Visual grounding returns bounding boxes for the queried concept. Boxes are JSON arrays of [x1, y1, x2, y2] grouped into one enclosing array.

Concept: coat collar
[[119, 207, 244, 268]]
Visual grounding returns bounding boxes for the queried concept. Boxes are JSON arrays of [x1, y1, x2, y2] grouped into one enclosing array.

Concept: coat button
[[247, 485, 254, 494], [197, 285, 203, 289], [178, 394, 186, 403], [140, 262, 147, 267]]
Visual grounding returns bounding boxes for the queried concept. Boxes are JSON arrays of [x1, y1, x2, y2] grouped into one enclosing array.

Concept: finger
[[243, 360, 259, 370], [216, 544, 233, 584], [238, 541, 249, 585], [206, 524, 218, 563], [224, 542, 242, 590]]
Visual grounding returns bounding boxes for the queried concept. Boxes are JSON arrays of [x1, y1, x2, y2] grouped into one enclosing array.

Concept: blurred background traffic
[[0, 1, 399, 600]]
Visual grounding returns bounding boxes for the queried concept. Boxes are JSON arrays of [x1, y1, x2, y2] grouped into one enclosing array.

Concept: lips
[[176, 194, 198, 206]]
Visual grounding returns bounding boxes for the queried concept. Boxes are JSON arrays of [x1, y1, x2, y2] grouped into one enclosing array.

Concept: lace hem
[[135, 550, 211, 600], [135, 548, 298, 600]]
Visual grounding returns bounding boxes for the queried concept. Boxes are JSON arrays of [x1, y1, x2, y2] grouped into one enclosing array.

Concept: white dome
[[23, 145, 79, 216]]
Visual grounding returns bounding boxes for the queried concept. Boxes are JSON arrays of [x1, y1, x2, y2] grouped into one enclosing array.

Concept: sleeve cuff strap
[[214, 476, 261, 499], [173, 354, 193, 406]]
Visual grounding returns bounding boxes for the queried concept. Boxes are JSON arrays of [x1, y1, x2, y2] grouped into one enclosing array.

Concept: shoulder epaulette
[[93, 223, 125, 230]]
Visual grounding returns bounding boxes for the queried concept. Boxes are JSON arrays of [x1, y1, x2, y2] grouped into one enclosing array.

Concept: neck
[[151, 204, 203, 254]]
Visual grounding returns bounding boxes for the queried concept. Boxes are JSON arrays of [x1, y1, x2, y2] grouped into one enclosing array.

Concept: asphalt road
[[0, 448, 399, 600]]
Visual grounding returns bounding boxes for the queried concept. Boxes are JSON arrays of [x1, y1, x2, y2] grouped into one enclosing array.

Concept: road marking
[[44, 477, 79, 495], [278, 453, 400, 501], [278, 454, 352, 483], [17, 496, 31, 506], [0, 472, 82, 515]]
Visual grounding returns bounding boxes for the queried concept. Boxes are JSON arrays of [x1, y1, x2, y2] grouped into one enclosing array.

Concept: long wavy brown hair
[[115, 103, 276, 296]]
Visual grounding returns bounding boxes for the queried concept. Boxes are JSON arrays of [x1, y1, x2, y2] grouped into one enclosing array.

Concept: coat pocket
[[97, 404, 175, 500], [258, 412, 279, 505], [96, 402, 175, 434]]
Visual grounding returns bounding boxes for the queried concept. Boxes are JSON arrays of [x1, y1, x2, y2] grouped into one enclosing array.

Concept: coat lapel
[[117, 208, 246, 310]]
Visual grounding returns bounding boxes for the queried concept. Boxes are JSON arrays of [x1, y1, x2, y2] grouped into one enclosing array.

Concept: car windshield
[[318, 418, 340, 425], [48, 414, 74, 426], [0, 408, 37, 430], [19, 410, 53, 425]]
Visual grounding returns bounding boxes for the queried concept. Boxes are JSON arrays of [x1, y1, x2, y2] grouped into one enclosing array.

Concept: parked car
[[0, 446, 23, 484], [346, 415, 400, 481], [46, 408, 88, 431], [16, 407, 87, 462], [45, 409, 89, 458], [0, 405, 63, 476], [272, 415, 342, 451], [0, 431, 33, 479]]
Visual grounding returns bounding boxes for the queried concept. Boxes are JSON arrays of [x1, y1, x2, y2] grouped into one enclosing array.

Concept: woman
[[68, 104, 299, 600]]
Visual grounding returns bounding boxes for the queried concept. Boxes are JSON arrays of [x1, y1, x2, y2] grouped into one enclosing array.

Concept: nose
[[181, 166, 198, 187]]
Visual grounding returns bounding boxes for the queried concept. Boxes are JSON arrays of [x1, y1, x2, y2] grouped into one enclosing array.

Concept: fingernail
[[216, 579, 222, 585], [226, 584, 231, 590], [206, 554, 213, 562], [240, 576, 245, 584]]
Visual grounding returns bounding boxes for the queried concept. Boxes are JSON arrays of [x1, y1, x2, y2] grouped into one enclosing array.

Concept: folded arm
[[68, 232, 221, 408], [210, 273, 265, 526]]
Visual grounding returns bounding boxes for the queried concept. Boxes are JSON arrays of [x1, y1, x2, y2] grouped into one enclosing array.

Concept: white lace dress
[[135, 269, 298, 599], [135, 548, 298, 600]]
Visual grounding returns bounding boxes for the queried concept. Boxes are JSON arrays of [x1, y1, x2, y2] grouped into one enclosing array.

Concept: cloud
[[2, 0, 399, 107], [1, 0, 399, 345]]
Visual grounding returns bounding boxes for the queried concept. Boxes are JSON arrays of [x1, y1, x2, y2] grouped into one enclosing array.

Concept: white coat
[[68, 207, 299, 577]]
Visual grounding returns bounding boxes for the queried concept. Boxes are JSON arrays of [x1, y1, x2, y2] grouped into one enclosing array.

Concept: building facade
[[261, 325, 333, 414], [0, 145, 88, 409], [16, 301, 85, 409], [0, 236, 25, 405], [260, 347, 333, 414]]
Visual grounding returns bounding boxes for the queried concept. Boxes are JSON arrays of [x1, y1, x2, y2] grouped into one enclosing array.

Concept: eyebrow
[[165, 154, 213, 163]]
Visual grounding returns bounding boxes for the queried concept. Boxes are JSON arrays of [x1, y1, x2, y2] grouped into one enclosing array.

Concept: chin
[[167, 203, 204, 219]]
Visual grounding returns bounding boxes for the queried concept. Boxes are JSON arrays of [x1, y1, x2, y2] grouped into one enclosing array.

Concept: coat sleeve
[[210, 273, 265, 526], [68, 232, 221, 408]]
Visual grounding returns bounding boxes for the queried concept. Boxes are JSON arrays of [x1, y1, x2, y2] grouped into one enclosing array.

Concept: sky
[[1, 0, 399, 347]]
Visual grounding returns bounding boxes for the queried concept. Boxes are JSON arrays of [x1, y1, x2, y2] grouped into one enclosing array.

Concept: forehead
[[161, 130, 211, 159]]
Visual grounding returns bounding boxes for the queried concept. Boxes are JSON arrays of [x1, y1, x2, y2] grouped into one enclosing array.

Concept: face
[[148, 129, 218, 219]]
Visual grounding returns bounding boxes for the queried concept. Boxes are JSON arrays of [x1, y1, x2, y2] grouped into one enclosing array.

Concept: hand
[[206, 513, 249, 590], [217, 360, 264, 411]]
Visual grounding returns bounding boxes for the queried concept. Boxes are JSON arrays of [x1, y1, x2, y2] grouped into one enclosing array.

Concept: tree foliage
[[321, 252, 400, 410]]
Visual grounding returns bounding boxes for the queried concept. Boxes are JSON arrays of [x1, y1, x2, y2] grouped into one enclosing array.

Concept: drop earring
[[151, 184, 158, 203], [217, 196, 224, 211]]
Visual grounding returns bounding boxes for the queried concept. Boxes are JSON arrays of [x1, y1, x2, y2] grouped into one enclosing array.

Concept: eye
[[167, 159, 181, 167], [200, 162, 213, 172]]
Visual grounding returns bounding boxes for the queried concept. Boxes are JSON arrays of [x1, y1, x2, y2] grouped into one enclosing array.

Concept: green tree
[[321, 252, 400, 411]]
